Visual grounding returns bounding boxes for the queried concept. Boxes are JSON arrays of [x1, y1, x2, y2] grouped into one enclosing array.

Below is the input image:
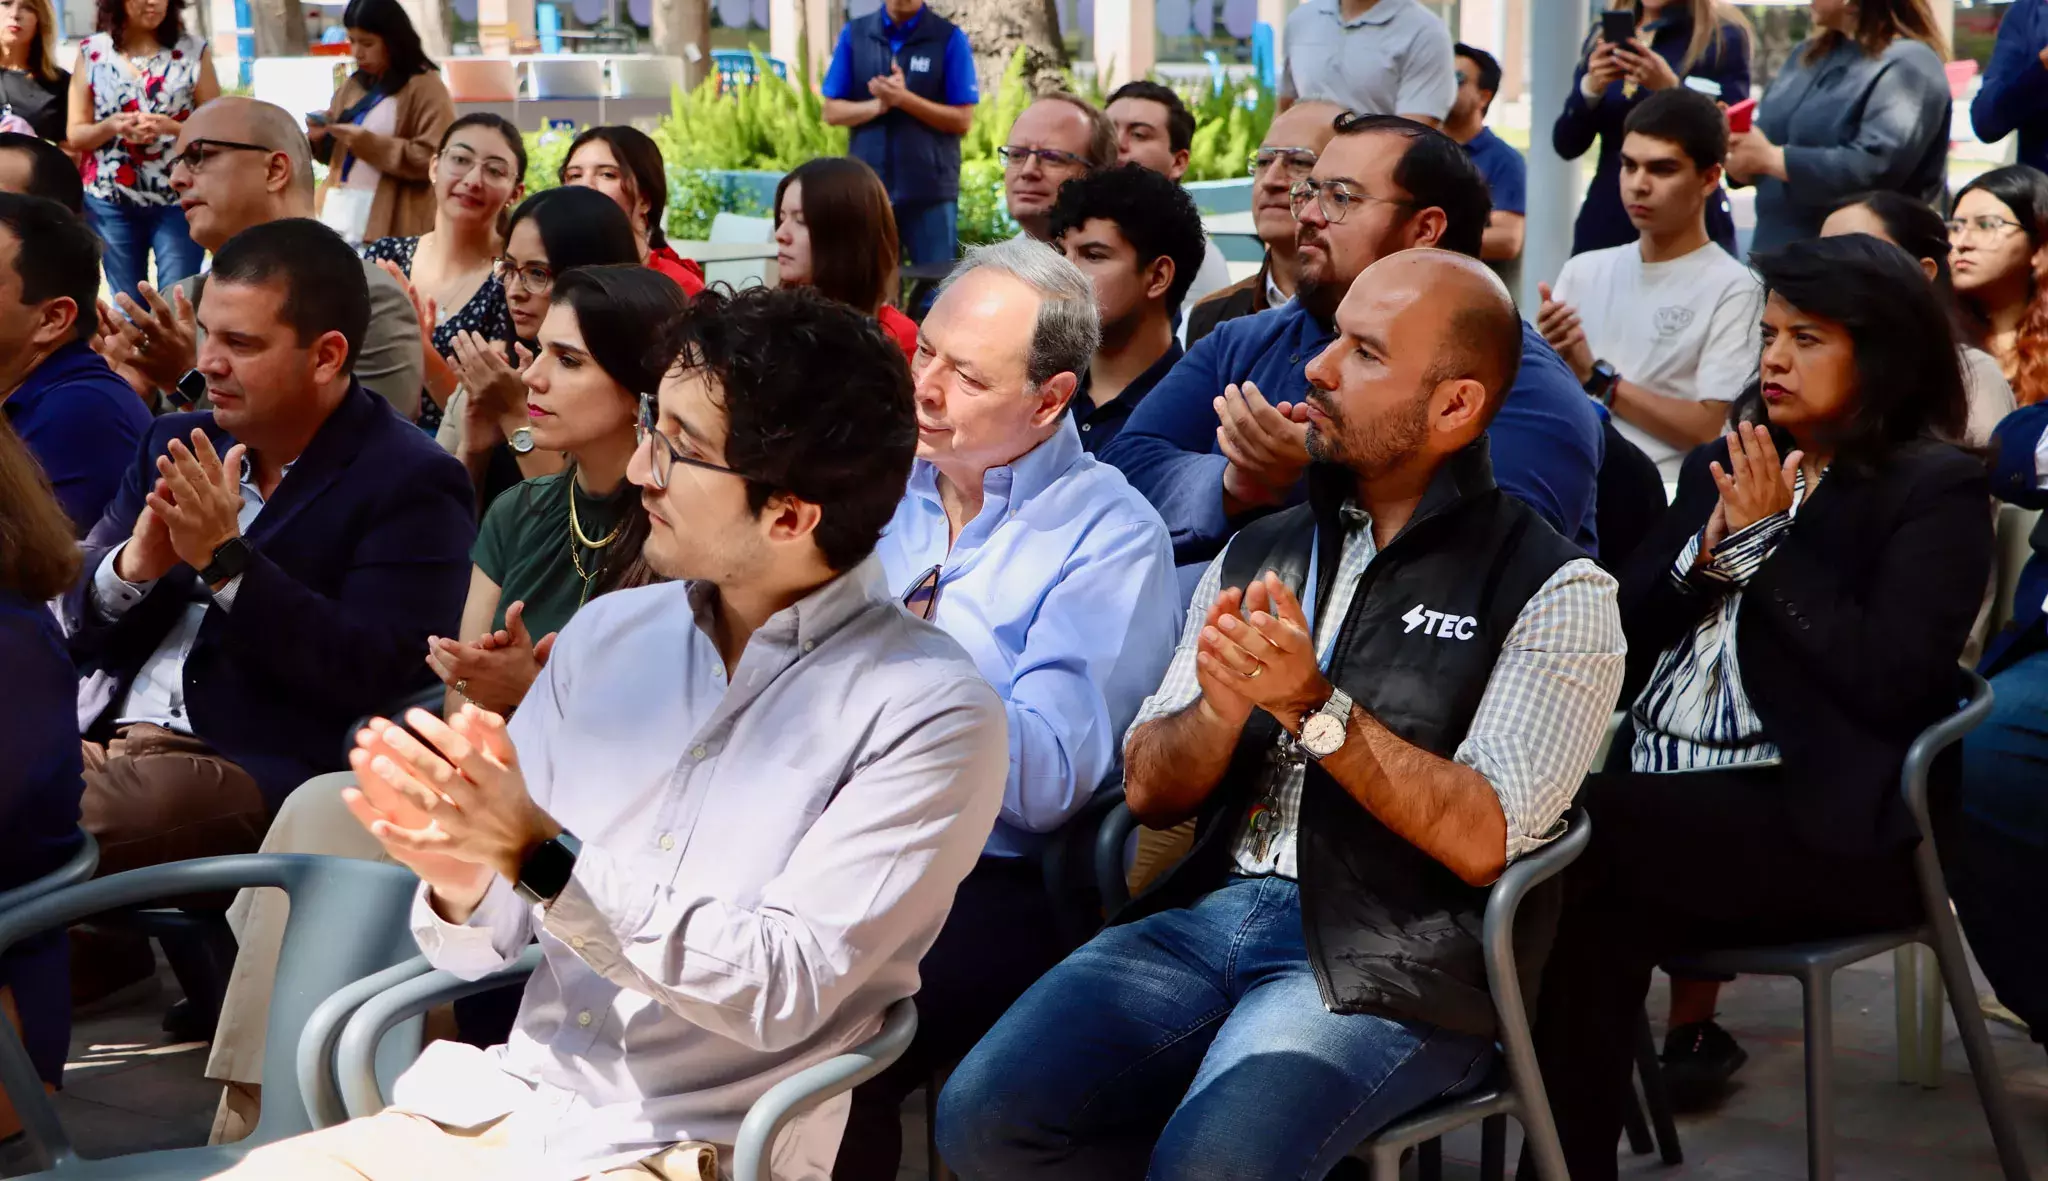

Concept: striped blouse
[[1631, 467, 1817, 774]]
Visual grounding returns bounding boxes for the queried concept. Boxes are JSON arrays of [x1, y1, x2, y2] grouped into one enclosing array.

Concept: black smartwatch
[[168, 368, 207, 409], [1584, 359, 1621, 408], [199, 536, 252, 587], [515, 831, 581, 905]]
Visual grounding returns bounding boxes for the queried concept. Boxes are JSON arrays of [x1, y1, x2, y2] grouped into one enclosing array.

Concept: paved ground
[[1, 944, 2042, 1179]]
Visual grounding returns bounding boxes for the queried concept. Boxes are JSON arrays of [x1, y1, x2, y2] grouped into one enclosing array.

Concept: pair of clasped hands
[[1696, 421, 1806, 567]]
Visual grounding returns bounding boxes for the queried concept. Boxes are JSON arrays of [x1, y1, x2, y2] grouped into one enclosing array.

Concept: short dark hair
[[208, 219, 370, 372], [506, 186, 641, 276], [1106, 80, 1196, 155], [773, 156, 900, 314], [0, 134, 81, 214], [1331, 113, 1492, 259], [561, 125, 669, 249], [0, 193, 103, 345], [96, 0, 182, 52], [1454, 43, 1503, 98], [658, 286, 917, 571], [1047, 162, 1209, 309], [1733, 234, 1966, 471], [1622, 86, 1729, 172]]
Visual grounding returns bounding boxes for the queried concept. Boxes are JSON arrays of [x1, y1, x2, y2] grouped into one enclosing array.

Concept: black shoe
[[1661, 1020, 1748, 1111]]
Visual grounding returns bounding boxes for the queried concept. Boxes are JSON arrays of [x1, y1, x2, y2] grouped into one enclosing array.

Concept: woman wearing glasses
[[67, 0, 217, 302], [365, 112, 525, 434], [443, 185, 641, 508], [309, 0, 452, 246], [425, 264, 681, 717], [1948, 165, 2048, 406]]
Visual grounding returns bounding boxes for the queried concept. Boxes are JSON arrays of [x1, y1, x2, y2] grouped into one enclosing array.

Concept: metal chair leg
[[1636, 1008, 1684, 1165], [1418, 1136, 1443, 1181], [1929, 916, 2033, 1180], [1894, 945, 1920, 1084], [1479, 1114, 1507, 1181], [1800, 967, 1838, 1181], [1622, 1081, 1654, 1155], [1917, 944, 1945, 1089]]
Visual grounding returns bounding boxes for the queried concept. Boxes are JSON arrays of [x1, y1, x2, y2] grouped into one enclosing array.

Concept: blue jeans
[[84, 194, 205, 305], [894, 199, 958, 268], [935, 876, 1495, 1180]]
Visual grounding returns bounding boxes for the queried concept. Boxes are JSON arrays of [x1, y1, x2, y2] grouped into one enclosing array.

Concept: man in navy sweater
[[1099, 113, 1601, 585], [1973, 1, 2048, 178]]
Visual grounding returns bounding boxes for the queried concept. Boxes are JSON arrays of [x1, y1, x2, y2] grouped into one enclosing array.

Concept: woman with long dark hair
[[1528, 234, 1992, 1179], [1555, 0, 1751, 257], [559, 124, 704, 293], [1947, 164, 2048, 404], [424, 265, 680, 715], [66, 0, 215, 301], [772, 156, 914, 356], [310, 0, 453, 244], [0, 0, 69, 142]]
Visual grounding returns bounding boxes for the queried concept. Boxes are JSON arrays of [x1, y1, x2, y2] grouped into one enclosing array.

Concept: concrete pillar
[[1257, 0, 1292, 68], [771, 0, 831, 86], [1094, 0, 1156, 91], [1522, 0, 1585, 310]]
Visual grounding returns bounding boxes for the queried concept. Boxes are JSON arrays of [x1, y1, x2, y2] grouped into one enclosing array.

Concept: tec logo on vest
[[1402, 604, 1477, 640]]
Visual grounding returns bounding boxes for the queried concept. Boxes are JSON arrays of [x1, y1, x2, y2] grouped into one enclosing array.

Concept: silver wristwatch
[[509, 425, 536, 454], [1299, 688, 1353, 761]]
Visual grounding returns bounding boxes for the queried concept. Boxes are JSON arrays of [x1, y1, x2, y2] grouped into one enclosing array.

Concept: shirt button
[[659, 833, 675, 851], [1289, 354, 1299, 363], [690, 744, 707, 759], [1080, 423, 1091, 431], [576, 1010, 593, 1027], [570, 934, 586, 950], [802, 640, 816, 653]]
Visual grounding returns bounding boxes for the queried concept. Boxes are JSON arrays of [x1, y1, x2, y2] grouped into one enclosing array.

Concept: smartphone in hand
[[306, 111, 329, 127], [1725, 98, 1758, 134], [1600, 9, 1637, 44]]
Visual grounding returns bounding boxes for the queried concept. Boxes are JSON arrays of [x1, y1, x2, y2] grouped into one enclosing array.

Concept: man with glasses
[[1000, 94, 1117, 243], [95, 97, 425, 419], [1187, 99, 1343, 346], [1102, 113, 1603, 585], [216, 284, 1009, 1181], [832, 237, 1180, 1181]]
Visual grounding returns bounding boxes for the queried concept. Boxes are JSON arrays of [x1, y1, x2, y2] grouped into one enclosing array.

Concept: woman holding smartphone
[[1554, 0, 1752, 257], [309, 0, 453, 245]]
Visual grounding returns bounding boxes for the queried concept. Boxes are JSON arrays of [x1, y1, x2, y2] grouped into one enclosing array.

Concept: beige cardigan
[[313, 69, 455, 243]]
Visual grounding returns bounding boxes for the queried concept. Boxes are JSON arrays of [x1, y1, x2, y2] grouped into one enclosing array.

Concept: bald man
[[1187, 99, 1343, 346], [98, 97, 424, 419], [937, 250, 1625, 1181]]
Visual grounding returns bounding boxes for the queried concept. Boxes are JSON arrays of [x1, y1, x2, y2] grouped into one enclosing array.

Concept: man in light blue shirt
[[835, 237, 1182, 1180]]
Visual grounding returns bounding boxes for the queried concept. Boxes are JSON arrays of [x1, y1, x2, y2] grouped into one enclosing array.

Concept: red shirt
[[649, 245, 706, 295], [877, 303, 918, 359]]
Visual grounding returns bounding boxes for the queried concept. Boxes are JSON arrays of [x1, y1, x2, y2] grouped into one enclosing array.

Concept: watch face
[[1302, 712, 1346, 758], [509, 426, 535, 454]]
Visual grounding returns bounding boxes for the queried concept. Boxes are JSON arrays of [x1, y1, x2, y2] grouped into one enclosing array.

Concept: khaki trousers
[[208, 1110, 718, 1180]]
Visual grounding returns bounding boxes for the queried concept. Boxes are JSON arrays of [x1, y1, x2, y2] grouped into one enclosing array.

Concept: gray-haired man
[[833, 238, 1183, 1179]]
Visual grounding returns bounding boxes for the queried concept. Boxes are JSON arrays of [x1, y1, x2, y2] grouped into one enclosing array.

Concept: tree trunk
[[930, 0, 1068, 97], [397, 0, 452, 60], [652, 0, 713, 92], [250, 0, 308, 57]]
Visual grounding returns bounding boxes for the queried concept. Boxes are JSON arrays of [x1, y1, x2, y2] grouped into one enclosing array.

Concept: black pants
[[832, 854, 1067, 1181], [1523, 768, 1922, 1181]]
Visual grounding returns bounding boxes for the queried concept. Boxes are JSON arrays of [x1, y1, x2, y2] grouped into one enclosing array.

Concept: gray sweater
[[1750, 35, 1951, 253]]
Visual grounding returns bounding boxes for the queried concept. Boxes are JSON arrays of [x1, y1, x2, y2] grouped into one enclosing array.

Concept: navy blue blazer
[[62, 381, 476, 809], [1984, 403, 2048, 675]]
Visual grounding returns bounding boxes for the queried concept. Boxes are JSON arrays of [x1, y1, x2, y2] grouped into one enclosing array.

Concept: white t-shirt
[[1553, 240, 1762, 479]]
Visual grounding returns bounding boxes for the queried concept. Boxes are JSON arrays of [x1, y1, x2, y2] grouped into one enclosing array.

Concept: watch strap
[[515, 831, 581, 905], [199, 536, 251, 586]]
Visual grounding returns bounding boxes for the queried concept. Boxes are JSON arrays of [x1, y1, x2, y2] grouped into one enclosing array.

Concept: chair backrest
[[1990, 505, 2038, 640], [0, 832, 96, 914], [528, 57, 606, 99], [704, 212, 776, 290], [612, 55, 683, 98], [445, 58, 519, 102]]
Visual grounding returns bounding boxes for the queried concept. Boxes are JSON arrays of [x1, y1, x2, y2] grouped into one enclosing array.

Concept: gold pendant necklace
[[568, 478, 626, 605]]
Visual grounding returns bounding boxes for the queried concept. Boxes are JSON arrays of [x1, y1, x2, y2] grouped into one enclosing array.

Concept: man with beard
[[1100, 113, 1602, 584], [935, 249, 1625, 1180]]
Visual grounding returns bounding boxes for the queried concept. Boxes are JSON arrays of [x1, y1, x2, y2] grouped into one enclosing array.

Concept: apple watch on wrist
[[167, 368, 207, 410], [199, 536, 251, 587], [1299, 688, 1354, 761], [1584, 360, 1621, 408], [514, 830, 581, 905]]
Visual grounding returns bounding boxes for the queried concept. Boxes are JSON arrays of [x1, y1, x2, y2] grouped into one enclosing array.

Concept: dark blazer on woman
[[1618, 436, 1992, 858], [1554, 13, 1749, 257]]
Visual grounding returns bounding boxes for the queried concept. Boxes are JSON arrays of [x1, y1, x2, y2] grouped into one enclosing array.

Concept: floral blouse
[[363, 234, 514, 432], [79, 32, 206, 207]]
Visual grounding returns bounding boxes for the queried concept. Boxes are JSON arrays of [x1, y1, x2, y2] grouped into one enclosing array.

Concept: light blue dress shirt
[[875, 418, 1184, 857]]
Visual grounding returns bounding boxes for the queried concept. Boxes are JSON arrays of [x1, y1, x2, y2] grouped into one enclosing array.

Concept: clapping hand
[[1708, 421, 1803, 543], [1197, 573, 1331, 735], [1535, 283, 1595, 383], [147, 431, 249, 584], [426, 600, 559, 716], [375, 258, 459, 411], [1217, 380, 1311, 512], [103, 282, 199, 395], [868, 63, 908, 107]]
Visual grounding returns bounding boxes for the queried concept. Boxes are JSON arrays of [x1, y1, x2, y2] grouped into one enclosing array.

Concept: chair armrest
[[730, 999, 919, 1181], [0, 831, 97, 915], [336, 944, 544, 1119], [297, 955, 438, 1129], [1482, 811, 1590, 999], [1901, 670, 1994, 834], [1095, 802, 1144, 915]]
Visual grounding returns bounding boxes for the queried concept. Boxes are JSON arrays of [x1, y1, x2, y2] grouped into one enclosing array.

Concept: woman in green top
[[424, 264, 688, 715]]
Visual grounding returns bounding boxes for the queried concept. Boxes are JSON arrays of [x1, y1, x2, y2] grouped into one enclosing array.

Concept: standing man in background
[[1278, 0, 1456, 127], [823, 0, 979, 271], [1445, 43, 1526, 295], [1972, 0, 2048, 177]]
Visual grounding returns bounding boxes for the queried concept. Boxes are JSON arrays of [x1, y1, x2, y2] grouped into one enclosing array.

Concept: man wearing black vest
[[822, 0, 978, 271], [935, 250, 1625, 1180]]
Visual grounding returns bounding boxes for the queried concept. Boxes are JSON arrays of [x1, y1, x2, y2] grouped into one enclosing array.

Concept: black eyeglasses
[[1248, 147, 1319, 180], [998, 145, 1089, 172], [169, 138, 273, 175], [636, 393, 745, 491], [493, 256, 556, 296], [901, 563, 942, 621], [1290, 178, 1411, 226]]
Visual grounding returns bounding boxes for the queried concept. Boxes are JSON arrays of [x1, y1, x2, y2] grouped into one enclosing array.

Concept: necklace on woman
[[568, 478, 625, 606]]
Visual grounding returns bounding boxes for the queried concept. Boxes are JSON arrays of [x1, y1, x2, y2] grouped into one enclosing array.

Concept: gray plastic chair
[[1092, 803, 1588, 1181], [0, 832, 98, 913], [327, 948, 920, 1181], [0, 854, 423, 1178], [1657, 671, 2029, 1181]]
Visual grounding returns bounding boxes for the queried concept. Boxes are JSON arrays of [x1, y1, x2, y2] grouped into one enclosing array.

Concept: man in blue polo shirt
[[823, 0, 979, 269], [1446, 43, 1525, 295]]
